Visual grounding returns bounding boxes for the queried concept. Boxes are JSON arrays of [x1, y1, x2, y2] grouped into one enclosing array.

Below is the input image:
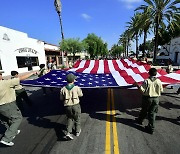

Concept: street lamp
[[54, 0, 65, 66]]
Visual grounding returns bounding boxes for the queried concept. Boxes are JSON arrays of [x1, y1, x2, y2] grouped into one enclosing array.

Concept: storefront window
[[0, 59, 2, 70], [16, 56, 39, 68]]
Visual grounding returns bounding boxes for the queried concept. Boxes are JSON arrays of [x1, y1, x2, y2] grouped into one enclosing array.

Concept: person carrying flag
[[60, 73, 83, 140], [133, 68, 163, 134], [0, 71, 34, 146]]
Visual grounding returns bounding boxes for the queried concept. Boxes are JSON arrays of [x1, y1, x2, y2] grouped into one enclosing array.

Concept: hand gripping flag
[[21, 59, 180, 88]]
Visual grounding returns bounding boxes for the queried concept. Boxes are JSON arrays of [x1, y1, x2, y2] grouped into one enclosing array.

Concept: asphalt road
[[0, 86, 180, 154]]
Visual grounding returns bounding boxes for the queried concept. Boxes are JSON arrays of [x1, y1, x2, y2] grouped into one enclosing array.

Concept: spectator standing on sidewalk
[[47, 60, 52, 71], [0, 71, 34, 146], [133, 68, 163, 134], [11, 71, 33, 111], [60, 73, 83, 140], [51, 61, 57, 70]]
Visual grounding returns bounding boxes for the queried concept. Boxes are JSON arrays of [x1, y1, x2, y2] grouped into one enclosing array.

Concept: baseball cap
[[66, 73, 77, 83]]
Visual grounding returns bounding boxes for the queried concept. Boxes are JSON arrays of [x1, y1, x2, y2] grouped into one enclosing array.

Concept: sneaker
[[0, 140, 14, 146], [13, 130, 21, 139], [17, 130, 21, 135], [76, 129, 81, 137], [66, 132, 74, 140]]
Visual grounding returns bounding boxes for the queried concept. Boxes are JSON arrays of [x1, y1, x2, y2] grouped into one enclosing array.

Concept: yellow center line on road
[[105, 88, 120, 154], [105, 88, 111, 154], [111, 89, 120, 154]]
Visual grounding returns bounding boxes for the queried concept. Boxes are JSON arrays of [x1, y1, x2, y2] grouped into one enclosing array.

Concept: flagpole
[[54, 0, 65, 66]]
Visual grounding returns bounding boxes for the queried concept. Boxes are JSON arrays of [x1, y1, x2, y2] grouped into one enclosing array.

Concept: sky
[[0, 0, 153, 50]]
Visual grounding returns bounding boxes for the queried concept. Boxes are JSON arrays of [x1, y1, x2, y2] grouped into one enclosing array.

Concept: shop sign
[[15, 47, 38, 54]]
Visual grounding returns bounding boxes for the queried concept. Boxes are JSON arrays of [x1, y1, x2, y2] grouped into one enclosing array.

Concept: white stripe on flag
[[165, 73, 180, 80], [108, 60, 116, 73], [97, 60, 104, 73], [83, 60, 95, 73], [131, 74, 145, 82], [111, 71, 130, 86], [124, 59, 148, 73], [68, 60, 86, 72], [137, 66, 148, 73], [124, 68, 136, 76], [116, 60, 125, 70], [124, 59, 138, 67]]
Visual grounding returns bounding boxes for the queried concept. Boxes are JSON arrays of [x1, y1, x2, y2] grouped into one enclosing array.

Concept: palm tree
[[137, 7, 152, 57], [135, 0, 180, 63], [119, 32, 128, 57], [126, 13, 142, 58]]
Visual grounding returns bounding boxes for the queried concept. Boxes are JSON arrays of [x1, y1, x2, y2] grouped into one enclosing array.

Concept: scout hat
[[11, 71, 19, 76], [66, 73, 77, 83]]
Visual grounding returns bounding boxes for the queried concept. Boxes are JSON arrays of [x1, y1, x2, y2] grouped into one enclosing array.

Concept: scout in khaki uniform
[[60, 73, 83, 140], [37, 64, 48, 95], [0, 72, 34, 146], [11, 71, 32, 111], [134, 68, 163, 134]]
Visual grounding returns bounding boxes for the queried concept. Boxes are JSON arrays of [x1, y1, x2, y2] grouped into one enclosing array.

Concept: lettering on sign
[[15, 47, 38, 54]]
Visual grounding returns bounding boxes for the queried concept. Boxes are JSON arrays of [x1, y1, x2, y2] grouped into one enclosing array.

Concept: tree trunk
[[58, 12, 65, 66], [143, 30, 147, 57], [127, 38, 130, 57], [136, 34, 139, 58], [154, 17, 159, 63]]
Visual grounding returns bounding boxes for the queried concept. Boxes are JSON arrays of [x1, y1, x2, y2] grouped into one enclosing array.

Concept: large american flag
[[21, 59, 180, 88]]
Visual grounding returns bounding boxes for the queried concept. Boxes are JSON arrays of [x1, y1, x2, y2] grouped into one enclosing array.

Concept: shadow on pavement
[[159, 101, 180, 110], [156, 116, 180, 126], [89, 112, 148, 133]]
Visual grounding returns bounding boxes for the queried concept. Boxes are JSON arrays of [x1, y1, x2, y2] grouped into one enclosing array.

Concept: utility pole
[[54, 0, 64, 66]]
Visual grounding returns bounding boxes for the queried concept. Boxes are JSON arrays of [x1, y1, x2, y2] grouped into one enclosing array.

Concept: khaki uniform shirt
[[14, 84, 23, 91], [0, 78, 20, 105], [140, 77, 163, 97], [60, 86, 83, 106], [38, 68, 48, 77]]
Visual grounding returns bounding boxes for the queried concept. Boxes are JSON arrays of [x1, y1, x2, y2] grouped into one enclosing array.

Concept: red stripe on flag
[[157, 69, 167, 75], [76, 60, 90, 72], [73, 60, 81, 68], [117, 71, 135, 84], [112, 60, 122, 72], [104, 60, 110, 74], [90, 60, 99, 74], [121, 59, 129, 68], [158, 76, 180, 84], [131, 67, 141, 74], [140, 72, 149, 79]]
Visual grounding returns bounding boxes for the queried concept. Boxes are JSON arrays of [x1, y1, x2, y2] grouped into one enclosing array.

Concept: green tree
[[110, 44, 124, 58], [83, 33, 108, 58], [136, 0, 180, 62], [59, 38, 86, 62]]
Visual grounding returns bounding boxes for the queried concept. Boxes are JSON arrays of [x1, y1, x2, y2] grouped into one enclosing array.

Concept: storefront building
[[0, 26, 46, 76], [44, 42, 66, 67]]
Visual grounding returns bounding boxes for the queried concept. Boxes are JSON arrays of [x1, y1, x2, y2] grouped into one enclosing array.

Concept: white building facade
[[0, 26, 46, 76], [157, 37, 180, 65]]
